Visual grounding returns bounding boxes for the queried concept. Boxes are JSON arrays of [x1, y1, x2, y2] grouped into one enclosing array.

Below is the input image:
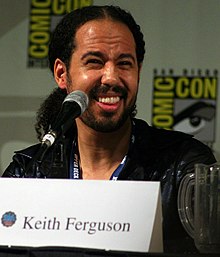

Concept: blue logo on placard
[[1, 211, 17, 227]]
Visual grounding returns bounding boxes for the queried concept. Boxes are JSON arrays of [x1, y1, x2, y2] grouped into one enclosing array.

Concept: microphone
[[41, 90, 89, 147], [24, 90, 88, 177]]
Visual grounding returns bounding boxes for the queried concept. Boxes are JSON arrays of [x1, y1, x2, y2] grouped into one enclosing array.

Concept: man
[[2, 5, 216, 253]]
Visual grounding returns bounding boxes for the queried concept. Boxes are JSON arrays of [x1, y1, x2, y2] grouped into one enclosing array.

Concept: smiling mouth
[[90, 84, 127, 106], [98, 96, 120, 104]]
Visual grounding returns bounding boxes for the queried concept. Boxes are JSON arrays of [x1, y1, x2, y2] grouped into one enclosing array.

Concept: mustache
[[89, 84, 128, 99]]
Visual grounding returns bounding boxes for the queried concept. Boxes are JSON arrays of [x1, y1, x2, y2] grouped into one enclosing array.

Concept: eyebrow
[[81, 51, 104, 60], [118, 53, 136, 63], [81, 51, 136, 63]]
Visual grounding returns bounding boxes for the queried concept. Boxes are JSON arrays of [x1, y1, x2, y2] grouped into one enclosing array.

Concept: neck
[[75, 118, 132, 180]]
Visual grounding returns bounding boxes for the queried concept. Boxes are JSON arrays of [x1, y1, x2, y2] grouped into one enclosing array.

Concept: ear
[[54, 58, 68, 90]]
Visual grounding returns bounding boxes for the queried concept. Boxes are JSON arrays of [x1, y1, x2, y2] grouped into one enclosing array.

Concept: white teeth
[[98, 96, 120, 104]]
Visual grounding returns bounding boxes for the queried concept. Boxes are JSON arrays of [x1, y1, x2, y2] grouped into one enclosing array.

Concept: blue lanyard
[[109, 155, 127, 180], [70, 121, 135, 180], [69, 140, 81, 179]]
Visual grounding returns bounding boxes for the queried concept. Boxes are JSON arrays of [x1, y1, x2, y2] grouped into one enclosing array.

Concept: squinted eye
[[86, 59, 102, 64]]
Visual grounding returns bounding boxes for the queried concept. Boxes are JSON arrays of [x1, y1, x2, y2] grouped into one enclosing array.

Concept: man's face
[[58, 19, 140, 132]]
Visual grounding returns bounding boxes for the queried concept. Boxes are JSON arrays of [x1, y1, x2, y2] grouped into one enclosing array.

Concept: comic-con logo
[[152, 69, 217, 144], [1, 211, 16, 227]]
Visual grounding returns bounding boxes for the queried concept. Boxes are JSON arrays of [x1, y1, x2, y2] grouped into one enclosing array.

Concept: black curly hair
[[35, 88, 67, 140], [35, 5, 146, 140]]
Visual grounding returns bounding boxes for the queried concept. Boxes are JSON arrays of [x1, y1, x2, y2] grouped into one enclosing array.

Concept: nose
[[101, 62, 120, 86]]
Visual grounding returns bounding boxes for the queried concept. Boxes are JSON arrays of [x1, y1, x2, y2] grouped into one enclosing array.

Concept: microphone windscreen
[[63, 90, 89, 114]]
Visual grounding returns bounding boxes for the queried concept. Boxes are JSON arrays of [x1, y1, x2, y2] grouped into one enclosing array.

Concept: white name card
[[0, 178, 163, 253]]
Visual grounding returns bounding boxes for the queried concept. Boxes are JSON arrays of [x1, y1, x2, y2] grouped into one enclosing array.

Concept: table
[[0, 246, 219, 257]]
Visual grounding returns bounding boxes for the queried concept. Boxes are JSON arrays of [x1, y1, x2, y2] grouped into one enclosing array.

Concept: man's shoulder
[[132, 118, 216, 175], [14, 143, 41, 159], [134, 118, 193, 147], [133, 118, 215, 159]]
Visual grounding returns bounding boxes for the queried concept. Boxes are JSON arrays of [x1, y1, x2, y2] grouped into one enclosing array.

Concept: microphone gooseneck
[[41, 90, 89, 147]]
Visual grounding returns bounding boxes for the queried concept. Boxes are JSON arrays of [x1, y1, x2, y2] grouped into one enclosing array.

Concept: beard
[[65, 72, 137, 132], [79, 84, 137, 133], [80, 103, 135, 132]]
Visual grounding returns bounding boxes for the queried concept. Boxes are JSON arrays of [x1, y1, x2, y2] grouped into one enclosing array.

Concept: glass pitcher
[[178, 163, 220, 253]]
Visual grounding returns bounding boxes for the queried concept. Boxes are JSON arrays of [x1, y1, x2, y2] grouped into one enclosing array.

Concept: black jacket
[[2, 118, 216, 253]]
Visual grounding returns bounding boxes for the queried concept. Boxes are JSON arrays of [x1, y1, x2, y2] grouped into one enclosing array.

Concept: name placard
[[0, 178, 163, 252]]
